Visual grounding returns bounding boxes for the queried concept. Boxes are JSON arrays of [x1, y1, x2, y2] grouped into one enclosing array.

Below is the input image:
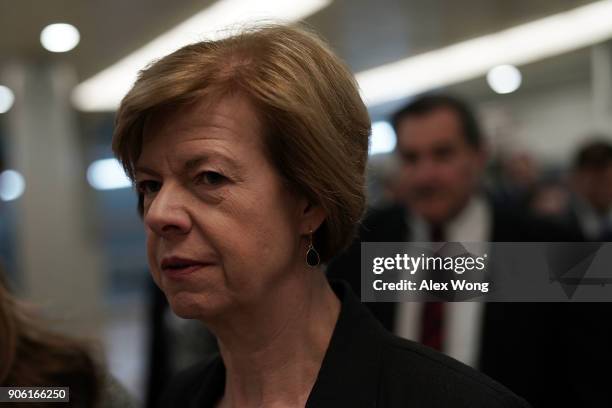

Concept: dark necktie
[[420, 224, 445, 351]]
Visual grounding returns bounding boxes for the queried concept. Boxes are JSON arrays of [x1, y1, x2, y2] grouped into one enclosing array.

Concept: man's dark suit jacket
[[561, 199, 612, 242], [160, 280, 529, 407], [326, 203, 612, 408]]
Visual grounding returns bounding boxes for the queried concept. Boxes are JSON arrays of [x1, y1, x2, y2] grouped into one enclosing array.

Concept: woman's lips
[[160, 256, 214, 279], [162, 264, 206, 279]]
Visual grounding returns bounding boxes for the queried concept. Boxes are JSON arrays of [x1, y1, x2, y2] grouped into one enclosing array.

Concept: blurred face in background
[[135, 95, 307, 321], [395, 107, 486, 226], [573, 165, 612, 215]]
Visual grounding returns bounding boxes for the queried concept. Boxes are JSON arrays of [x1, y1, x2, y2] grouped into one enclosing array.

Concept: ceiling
[[0, 0, 597, 80]]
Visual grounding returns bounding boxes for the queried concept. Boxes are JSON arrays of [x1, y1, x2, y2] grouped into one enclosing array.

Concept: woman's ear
[[298, 198, 326, 235]]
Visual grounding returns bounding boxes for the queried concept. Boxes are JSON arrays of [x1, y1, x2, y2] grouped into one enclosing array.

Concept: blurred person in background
[[0, 267, 100, 407], [492, 151, 541, 212], [529, 179, 570, 219], [567, 139, 612, 241], [0, 144, 136, 408], [531, 139, 612, 241], [113, 25, 528, 408], [0, 245, 137, 408], [327, 93, 612, 407]]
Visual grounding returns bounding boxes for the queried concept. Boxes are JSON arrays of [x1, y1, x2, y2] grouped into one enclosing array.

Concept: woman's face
[[135, 95, 308, 320]]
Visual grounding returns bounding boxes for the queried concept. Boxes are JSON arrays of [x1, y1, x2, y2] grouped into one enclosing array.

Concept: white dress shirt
[[573, 196, 612, 240], [394, 196, 491, 368]]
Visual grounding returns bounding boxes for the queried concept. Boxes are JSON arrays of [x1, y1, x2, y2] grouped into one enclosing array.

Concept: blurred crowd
[[328, 93, 612, 407], [494, 139, 612, 241], [372, 96, 612, 244]]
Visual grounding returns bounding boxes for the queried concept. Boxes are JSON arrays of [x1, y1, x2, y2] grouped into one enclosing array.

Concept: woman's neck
[[210, 269, 340, 408]]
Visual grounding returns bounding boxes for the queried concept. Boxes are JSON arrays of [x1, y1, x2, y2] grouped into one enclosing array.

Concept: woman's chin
[[166, 291, 225, 320]]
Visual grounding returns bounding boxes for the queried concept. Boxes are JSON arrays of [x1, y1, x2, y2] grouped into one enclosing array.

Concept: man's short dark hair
[[573, 139, 612, 171], [390, 93, 482, 149]]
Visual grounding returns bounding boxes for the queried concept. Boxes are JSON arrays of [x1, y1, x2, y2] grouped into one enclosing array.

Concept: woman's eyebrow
[[184, 156, 209, 172], [183, 154, 243, 173], [134, 166, 160, 178]]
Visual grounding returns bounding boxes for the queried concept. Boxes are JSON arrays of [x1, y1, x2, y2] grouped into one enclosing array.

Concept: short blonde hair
[[113, 24, 371, 262]]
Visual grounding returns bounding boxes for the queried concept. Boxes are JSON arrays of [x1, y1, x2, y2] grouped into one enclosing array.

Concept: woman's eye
[[196, 171, 227, 186], [136, 180, 162, 195]]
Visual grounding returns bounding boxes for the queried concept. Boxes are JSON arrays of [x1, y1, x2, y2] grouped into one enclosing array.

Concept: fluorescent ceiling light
[[72, 0, 331, 111], [0, 85, 15, 114], [40, 23, 80, 53], [357, 0, 612, 106], [0, 170, 26, 201], [87, 159, 132, 190], [369, 121, 396, 155]]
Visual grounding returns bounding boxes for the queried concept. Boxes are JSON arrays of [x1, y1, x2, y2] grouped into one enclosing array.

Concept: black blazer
[[326, 203, 612, 408], [159, 280, 530, 408]]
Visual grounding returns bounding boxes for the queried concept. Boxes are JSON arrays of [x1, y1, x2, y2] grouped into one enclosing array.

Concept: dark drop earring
[[306, 231, 320, 267]]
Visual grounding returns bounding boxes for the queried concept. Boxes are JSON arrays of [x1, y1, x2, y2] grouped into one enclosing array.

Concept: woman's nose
[[144, 184, 192, 237]]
